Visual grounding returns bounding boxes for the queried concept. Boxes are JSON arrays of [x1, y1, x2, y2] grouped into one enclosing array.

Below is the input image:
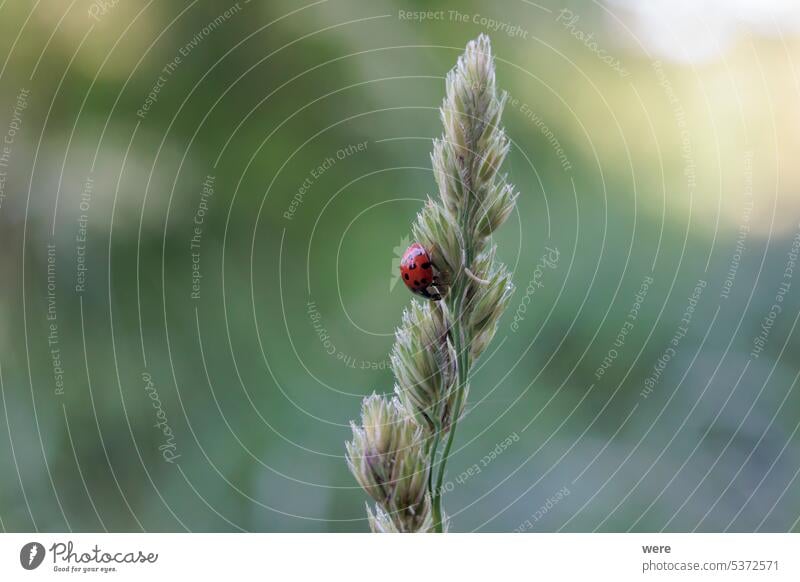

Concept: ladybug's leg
[[429, 272, 445, 299], [420, 286, 442, 301]]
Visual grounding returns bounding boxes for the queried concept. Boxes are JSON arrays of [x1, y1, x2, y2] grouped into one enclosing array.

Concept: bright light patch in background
[[608, 0, 800, 64]]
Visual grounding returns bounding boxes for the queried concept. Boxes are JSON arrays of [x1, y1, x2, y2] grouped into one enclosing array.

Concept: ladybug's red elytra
[[400, 243, 442, 300]]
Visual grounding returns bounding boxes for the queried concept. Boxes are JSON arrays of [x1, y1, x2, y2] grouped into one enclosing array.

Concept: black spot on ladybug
[[421, 278, 428, 285], [414, 280, 420, 286], [422, 262, 431, 269], [409, 263, 416, 270], [404, 273, 409, 280]]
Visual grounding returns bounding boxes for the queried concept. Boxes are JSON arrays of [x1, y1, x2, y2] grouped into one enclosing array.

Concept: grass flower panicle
[[347, 34, 518, 533], [391, 301, 457, 434], [345, 394, 432, 533]]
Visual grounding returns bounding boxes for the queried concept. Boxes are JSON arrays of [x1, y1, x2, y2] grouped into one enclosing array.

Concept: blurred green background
[[1, 0, 800, 532]]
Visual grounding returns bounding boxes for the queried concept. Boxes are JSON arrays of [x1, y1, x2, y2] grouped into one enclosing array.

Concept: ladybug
[[400, 243, 442, 300]]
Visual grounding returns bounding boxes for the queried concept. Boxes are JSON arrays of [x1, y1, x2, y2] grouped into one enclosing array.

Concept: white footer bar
[[1, 533, 797, 580]]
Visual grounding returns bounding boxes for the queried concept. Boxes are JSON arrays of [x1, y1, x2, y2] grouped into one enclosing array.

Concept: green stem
[[432, 341, 469, 532], [427, 419, 442, 528], [432, 128, 479, 532], [432, 273, 472, 532]]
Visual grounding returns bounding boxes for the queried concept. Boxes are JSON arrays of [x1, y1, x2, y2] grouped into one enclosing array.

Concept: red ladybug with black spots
[[400, 243, 442, 300]]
